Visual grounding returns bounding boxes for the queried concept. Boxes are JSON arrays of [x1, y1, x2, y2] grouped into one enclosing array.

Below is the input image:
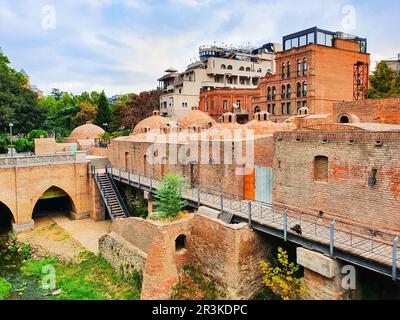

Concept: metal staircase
[[94, 170, 129, 220]]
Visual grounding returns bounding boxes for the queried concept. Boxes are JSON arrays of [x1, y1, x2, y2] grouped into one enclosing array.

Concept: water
[[0, 233, 51, 300]]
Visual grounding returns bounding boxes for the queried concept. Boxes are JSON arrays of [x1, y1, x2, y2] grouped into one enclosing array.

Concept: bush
[[0, 135, 9, 154], [27, 129, 48, 141], [15, 138, 33, 153], [0, 277, 12, 300], [153, 173, 188, 219], [259, 247, 305, 300]]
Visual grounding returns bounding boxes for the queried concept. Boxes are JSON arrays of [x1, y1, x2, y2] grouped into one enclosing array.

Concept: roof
[[69, 123, 105, 140], [342, 123, 400, 132], [132, 113, 170, 135], [177, 109, 216, 129]]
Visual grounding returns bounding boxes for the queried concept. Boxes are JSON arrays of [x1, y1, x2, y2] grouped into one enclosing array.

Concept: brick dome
[[177, 108, 216, 129], [69, 123, 105, 140], [245, 112, 296, 135], [132, 110, 169, 135]]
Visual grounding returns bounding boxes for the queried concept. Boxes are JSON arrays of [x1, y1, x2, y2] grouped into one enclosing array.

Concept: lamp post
[[103, 123, 108, 132], [9, 123, 14, 157]]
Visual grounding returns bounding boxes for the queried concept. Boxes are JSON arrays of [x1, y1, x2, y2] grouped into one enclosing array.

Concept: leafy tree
[[0, 49, 46, 134], [50, 88, 65, 101], [153, 173, 188, 219], [94, 91, 111, 130], [27, 129, 48, 141], [15, 138, 33, 153], [259, 247, 305, 300], [72, 101, 97, 127], [0, 135, 9, 154], [369, 61, 400, 98], [43, 105, 79, 136]]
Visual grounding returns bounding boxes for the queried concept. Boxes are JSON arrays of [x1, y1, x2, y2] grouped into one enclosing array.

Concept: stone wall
[[273, 130, 400, 233]]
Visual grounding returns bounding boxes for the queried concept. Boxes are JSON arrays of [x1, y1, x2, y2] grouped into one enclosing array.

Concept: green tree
[[153, 173, 188, 219], [94, 91, 111, 130], [259, 247, 305, 300], [72, 101, 97, 127], [27, 129, 48, 141], [15, 138, 33, 153], [0, 135, 9, 154], [369, 61, 400, 98], [0, 49, 46, 134]]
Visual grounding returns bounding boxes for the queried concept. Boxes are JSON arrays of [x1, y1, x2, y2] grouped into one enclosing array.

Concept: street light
[[9, 123, 14, 158]]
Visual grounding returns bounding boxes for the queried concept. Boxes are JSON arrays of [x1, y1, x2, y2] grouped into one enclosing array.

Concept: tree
[[94, 91, 111, 130], [15, 138, 33, 153], [0, 49, 46, 134], [153, 173, 188, 219], [259, 247, 305, 300], [72, 101, 97, 127], [50, 88, 65, 101], [27, 129, 48, 141], [369, 61, 400, 99], [0, 135, 9, 154]]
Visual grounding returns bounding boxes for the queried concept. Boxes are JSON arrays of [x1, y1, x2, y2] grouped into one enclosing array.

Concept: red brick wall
[[273, 131, 400, 233]]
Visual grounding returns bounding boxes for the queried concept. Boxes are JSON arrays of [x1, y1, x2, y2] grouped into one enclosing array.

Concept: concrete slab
[[297, 247, 342, 279]]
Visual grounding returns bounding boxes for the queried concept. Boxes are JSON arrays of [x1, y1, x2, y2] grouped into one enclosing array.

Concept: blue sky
[[0, 0, 399, 96]]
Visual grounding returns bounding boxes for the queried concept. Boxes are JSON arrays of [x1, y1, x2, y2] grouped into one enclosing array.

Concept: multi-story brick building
[[252, 27, 370, 122], [198, 87, 260, 123]]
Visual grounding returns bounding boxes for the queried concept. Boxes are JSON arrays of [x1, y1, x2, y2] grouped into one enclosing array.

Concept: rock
[[51, 289, 62, 296]]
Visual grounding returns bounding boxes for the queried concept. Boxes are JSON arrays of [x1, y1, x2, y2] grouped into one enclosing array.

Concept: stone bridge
[[0, 152, 102, 232]]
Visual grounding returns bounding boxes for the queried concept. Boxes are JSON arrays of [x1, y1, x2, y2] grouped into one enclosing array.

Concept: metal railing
[[0, 152, 87, 168], [102, 166, 400, 280], [105, 165, 130, 218]]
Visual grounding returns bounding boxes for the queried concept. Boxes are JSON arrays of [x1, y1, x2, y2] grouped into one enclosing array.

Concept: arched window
[[245, 67, 250, 72], [297, 82, 301, 98], [314, 156, 328, 182], [257, 68, 262, 73], [297, 59, 301, 77], [287, 84, 291, 99], [267, 87, 271, 101], [221, 64, 226, 69], [302, 81, 307, 97], [339, 115, 350, 123], [227, 65, 233, 70], [239, 66, 245, 71], [254, 106, 261, 113], [281, 62, 286, 79], [287, 61, 291, 78], [175, 234, 186, 251], [272, 86, 276, 100], [303, 58, 308, 76], [281, 85, 286, 100]]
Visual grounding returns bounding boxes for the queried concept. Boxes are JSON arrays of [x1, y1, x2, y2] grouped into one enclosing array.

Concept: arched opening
[[254, 106, 261, 113], [0, 202, 14, 234], [32, 186, 76, 220], [339, 115, 350, 123], [314, 156, 329, 182], [175, 234, 186, 251]]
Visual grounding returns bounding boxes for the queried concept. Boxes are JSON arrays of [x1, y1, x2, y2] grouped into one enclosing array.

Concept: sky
[[0, 0, 399, 96]]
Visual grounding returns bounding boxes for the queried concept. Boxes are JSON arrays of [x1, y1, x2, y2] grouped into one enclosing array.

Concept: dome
[[132, 110, 170, 135], [245, 112, 296, 135], [177, 108, 216, 129], [69, 123, 105, 140]]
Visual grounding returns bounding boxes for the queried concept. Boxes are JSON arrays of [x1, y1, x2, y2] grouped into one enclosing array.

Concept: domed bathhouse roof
[[245, 112, 296, 135], [177, 107, 216, 129], [132, 110, 170, 135], [69, 122, 105, 140]]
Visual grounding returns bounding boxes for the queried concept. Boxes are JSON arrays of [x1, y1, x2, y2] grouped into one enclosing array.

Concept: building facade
[[251, 27, 370, 122], [383, 53, 400, 76], [158, 43, 279, 120]]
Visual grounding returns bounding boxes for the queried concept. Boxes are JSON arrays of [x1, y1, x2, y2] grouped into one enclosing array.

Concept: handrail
[[105, 165, 130, 218]]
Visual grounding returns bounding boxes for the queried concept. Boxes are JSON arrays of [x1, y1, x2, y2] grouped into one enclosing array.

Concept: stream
[[0, 232, 50, 300]]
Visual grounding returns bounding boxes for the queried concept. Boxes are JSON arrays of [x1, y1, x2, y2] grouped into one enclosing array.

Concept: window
[[272, 104, 276, 115], [257, 68, 262, 73], [239, 66, 245, 71], [281, 103, 286, 115], [300, 35, 307, 46], [297, 101, 301, 112], [211, 100, 214, 110], [281, 85, 286, 100], [227, 65, 233, 70], [205, 102, 208, 111], [236, 100, 241, 108], [339, 115, 350, 123], [287, 84, 291, 99], [254, 106, 261, 113], [297, 82, 301, 98], [307, 32, 315, 44], [175, 235, 186, 251], [287, 61, 291, 78], [282, 63, 286, 79], [223, 100, 228, 110], [221, 64, 226, 69], [285, 39, 292, 50], [297, 59, 301, 77], [314, 156, 328, 182], [303, 101, 307, 108], [246, 67, 251, 72], [302, 82, 307, 97], [272, 86, 276, 100], [303, 58, 308, 76], [287, 102, 291, 114], [267, 104, 271, 113], [267, 87, 271, 101]]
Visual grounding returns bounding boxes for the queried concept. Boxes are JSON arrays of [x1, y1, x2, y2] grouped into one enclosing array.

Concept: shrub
[[0, 277, 12, 300], [15, 138, 33, 153], [259, 247, 305, 300], [153, 173, 188, 219], [0, 135, 9, 154], [27, 129, 48, 141]]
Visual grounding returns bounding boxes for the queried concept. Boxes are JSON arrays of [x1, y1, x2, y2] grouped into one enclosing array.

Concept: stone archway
[[0, 201, 15, 233], [32, 186, 77, 220]]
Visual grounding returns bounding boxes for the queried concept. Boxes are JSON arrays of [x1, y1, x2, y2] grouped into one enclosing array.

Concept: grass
[[0, 277, 12, 300], [20, 251, 142, 300], [171, 265, 221, 300]]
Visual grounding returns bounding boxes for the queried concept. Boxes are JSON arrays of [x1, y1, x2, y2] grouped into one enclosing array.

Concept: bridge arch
[[32, 185, 77, 219], [0, 201, 15, 233]]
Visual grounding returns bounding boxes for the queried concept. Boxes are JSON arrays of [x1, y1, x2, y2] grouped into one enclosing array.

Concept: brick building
[[199, 88, 260, 123], [252, 27, 370, 123], [273, 130, 400, 233]]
